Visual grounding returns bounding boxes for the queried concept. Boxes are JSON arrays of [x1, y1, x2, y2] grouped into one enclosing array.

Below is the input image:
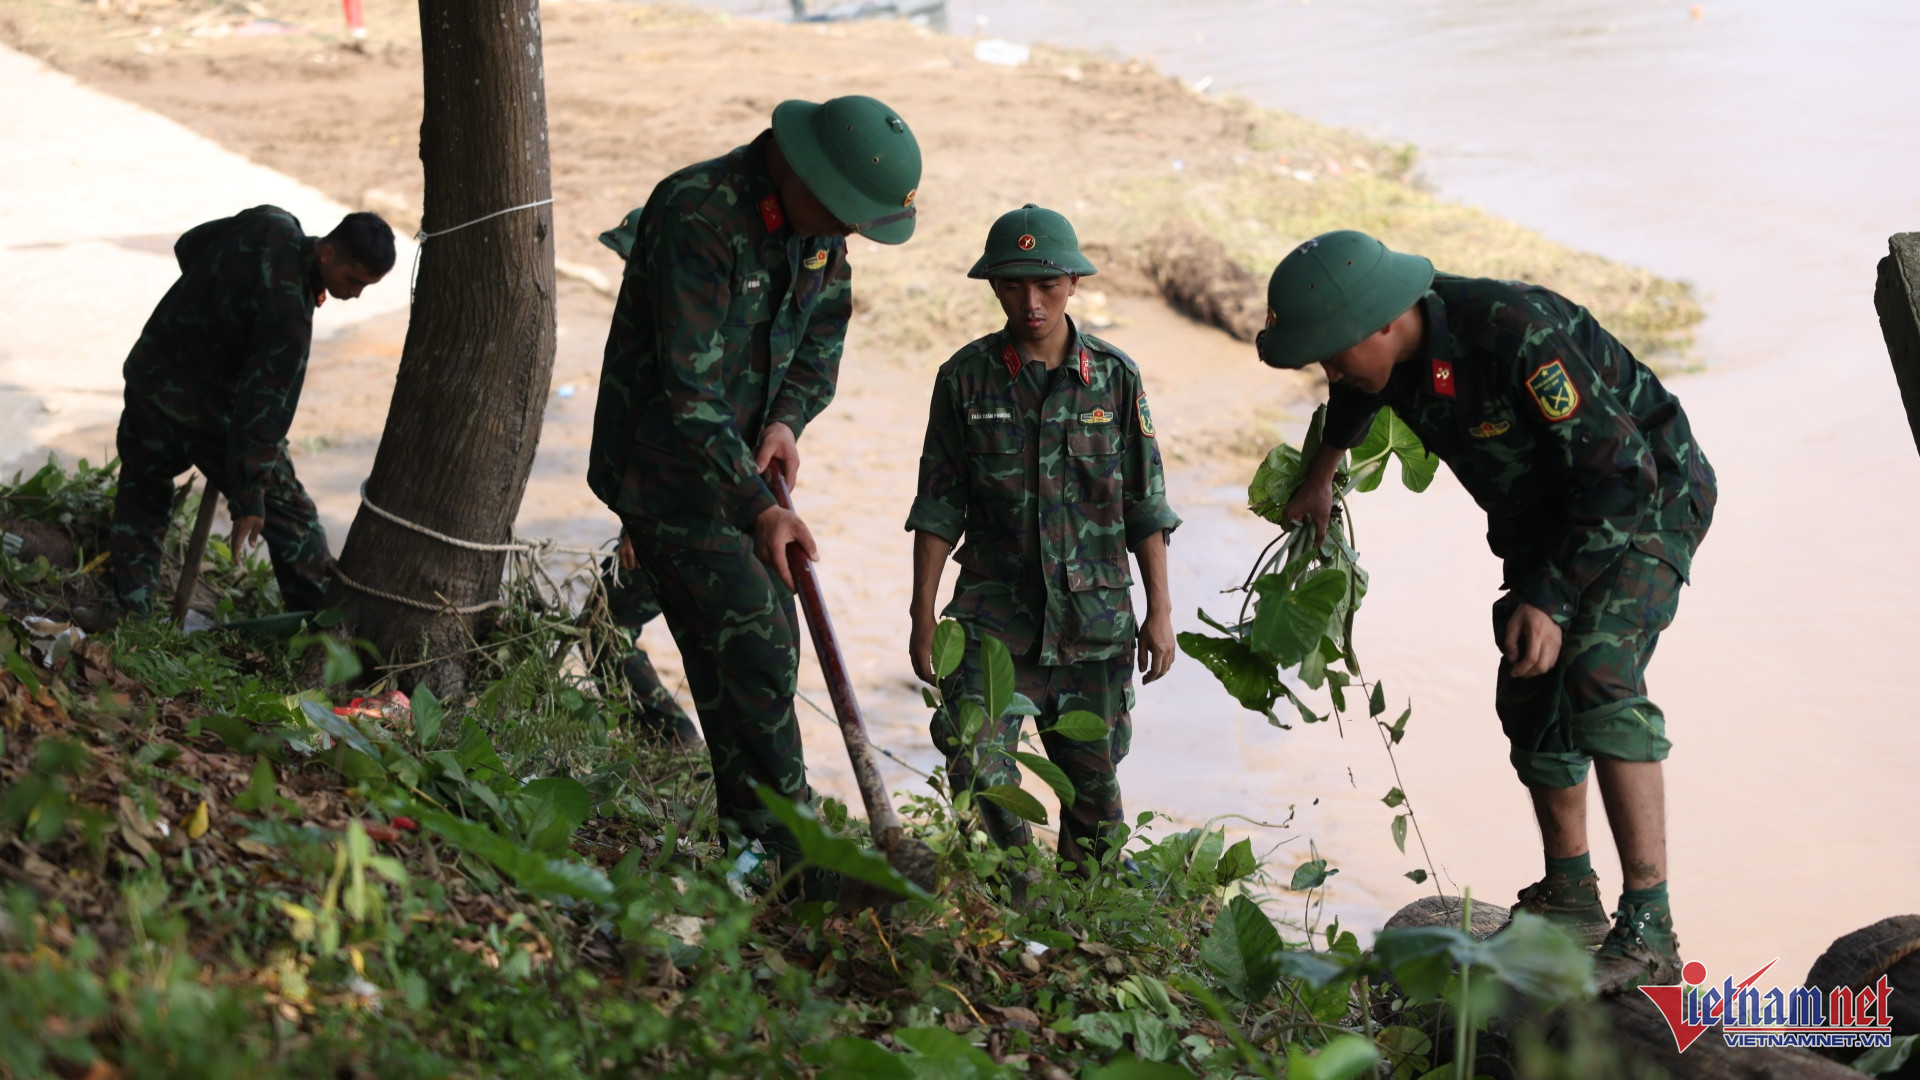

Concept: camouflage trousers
[[110, 397, 332, 618], [1494, 547, 1685, 790], [934, 639, 1134, 867], [621, 525, 809, 863], [589, 556, 698, 746]]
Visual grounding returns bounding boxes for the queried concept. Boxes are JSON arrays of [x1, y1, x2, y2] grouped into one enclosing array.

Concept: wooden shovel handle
[[767, 473, 904, 847]]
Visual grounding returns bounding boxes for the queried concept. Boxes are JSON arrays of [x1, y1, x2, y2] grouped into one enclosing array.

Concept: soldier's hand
[[617, 531, 636, 571], [909, 615, 937, 686], [755, 421, 801, 491], [1502, 602, 1563, 679], [1138, 609, 1176, 684], [231, 515, 264, 552], [1284, 482, 1333, 545], [755, 505, 817, 591]]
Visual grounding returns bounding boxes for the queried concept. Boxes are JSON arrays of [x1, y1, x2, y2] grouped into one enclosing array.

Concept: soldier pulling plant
[[586, 96, 922, 890], [1258, 229, 1716, 993], [109, 207, 395, 621], [906, 205, 1181, 872]]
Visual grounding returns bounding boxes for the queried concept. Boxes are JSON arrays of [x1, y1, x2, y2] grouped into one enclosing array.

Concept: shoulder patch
[[1525, 359, 1581, 421], [1136, 392, 1156, 438]]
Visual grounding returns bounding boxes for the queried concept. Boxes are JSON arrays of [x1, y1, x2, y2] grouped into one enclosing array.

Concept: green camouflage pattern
[[589, 556, 698, 745], [1494, 546, 1682, 789], [1322, 274, 1716, 626], [621, 525, 810, 865], [588, 133, 852, 551], [111, 395, 332, 617], [905, 320, 1181, 665], [933, 641, 1134, 865], [121, 205, 323, 523]]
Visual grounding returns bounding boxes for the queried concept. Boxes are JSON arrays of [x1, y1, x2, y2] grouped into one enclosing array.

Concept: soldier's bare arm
[[1284, 442, 1344, 545], [908, 530, 955, 685], [1132, 530, 1174, 683]]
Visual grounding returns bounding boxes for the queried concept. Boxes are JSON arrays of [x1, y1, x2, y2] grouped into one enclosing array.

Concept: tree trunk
[[328, 0, 556, 696]]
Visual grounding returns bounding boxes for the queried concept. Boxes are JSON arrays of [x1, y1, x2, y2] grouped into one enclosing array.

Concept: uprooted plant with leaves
[[1, 456, 1635, 1079]]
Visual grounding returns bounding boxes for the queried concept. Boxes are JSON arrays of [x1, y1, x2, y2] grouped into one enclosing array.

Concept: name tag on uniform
[[739, 271, 769, 294], [968, 408, 1013, 424]]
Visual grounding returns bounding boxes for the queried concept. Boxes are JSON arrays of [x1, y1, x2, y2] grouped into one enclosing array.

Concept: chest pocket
[[1066, 424, 1121, 504], [964, 408, 1026, 499], [723, 271, 773, 327]]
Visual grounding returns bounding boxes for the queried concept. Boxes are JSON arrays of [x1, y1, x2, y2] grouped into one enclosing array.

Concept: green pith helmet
[[771, 95, 922, 245], [597, 206, 645, 261], [1256, 230, 1433, 369], [967, 204, 1098, 279]]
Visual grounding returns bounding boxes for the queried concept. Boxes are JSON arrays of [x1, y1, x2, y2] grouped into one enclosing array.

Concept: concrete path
[[0, 43, 414, 474]]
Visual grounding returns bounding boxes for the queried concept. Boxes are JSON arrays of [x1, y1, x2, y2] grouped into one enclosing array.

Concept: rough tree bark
[[328, 0, 556, 695]]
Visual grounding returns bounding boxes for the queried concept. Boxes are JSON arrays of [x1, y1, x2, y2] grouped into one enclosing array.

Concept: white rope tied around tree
[[408, 196, 555, 302], [336, 481, 612, 615]]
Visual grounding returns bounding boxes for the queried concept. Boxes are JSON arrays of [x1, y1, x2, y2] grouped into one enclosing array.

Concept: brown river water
[[693, 0, 1920, 985]]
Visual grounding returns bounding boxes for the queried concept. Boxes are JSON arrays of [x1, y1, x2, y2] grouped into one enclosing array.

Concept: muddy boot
[[1593, 903, 1682, 995], [1511, 870, 1611, 947]]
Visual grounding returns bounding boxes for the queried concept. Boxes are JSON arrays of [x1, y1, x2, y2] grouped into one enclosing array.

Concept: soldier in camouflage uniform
[[111, 206, 394, 619], [907, 206, 1181, 869], [1263, 230, 1715, 993], [586, 97, 921, 873]]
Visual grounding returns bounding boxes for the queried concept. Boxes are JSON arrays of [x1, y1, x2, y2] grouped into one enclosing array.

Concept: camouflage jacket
[[122, 205, 322, 521], [1323, 273, 1716, 626], [906, 321, 1182, 664], [588, 134, 853, 550]]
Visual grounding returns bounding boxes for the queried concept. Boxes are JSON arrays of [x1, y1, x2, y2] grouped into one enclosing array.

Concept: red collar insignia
[[1077, 349, 1091, 384], [1001, 343, 1022, 379], [758, 194, 785, 234], [1430, 358, 1455, 398]]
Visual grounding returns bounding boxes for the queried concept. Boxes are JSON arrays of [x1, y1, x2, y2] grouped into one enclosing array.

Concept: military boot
[[1511, 870, 1612, 947], [1593, 903, 1682, 995]]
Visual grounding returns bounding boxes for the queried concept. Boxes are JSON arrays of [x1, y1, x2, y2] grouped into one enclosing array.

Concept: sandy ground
[[8, 0, 1918, 989]]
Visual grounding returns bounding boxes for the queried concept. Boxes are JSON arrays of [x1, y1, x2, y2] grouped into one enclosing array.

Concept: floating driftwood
[[1875, 232, 1920, 457]]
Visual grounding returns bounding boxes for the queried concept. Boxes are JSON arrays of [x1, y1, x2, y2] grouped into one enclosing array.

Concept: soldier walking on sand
[[110, 206, 394, 619], [906, 205, 1181, 873], [586, 96, 921, 881], [1262, 230, 1715, 993]]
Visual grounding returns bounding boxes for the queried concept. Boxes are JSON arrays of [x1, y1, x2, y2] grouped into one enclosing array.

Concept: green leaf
[[1003, 692, 1042, 717], [1382, 787, 1406, 808], [1048, 709, 1108, 742], [1214, 837, 1256, 885], [1071, 1011, 1179, 1062], [1284, 1033, 1380, 1080], [1476, 913, 1595, 1005], [1086, 1060, 1191, 1080], [1247, 442, 1307, 525], [1371, 926, 1475, 1000], [893, 1026, 998, 1067], [1350, 408, 1437, 494], [1272, 949, 1358, 988], [977, 784, 1048, 825], [1854, 1034, 1919, 1076], [755, 788, 927, 899], [1010, 751, 1074, 804], [1247, 566, 1349, 667], [1177, 631, 1283, 720], [199, 713, 253, 750], [1198, 894, 1283, 1003], [453, 718, 510, 781], [808, 1038, 913, 1079], [1184, 827, 1226, 895], [1289, 858, 1337, 891], [1384, 705, 1412, 744], [298, 698, 378, 760], [980, 633, 1015, 720], [930, 619, 966, 682], [1391, 813, 1409, 853], [957, 700, 987, 745], [417, 810, 614, 904], [4, 650, 41, 695], [519, 776, 593, 852], [1406, 868, 1429, 884], [920, 686, 939, 709], [1368, 681, 1386, 717], [412, 682, 443, 745]]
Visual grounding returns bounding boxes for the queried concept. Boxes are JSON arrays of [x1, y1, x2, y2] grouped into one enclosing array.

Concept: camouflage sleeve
[[645, 207, 776, 531], [903, 370, 966, 543], [1322, 383, 1382, 449], [765, 249, 849, 440], [1511, 337, 1660, 625], [222, 228, 314, 520], [586, 270, 642, 510], [1123, 375, 1181, 549]]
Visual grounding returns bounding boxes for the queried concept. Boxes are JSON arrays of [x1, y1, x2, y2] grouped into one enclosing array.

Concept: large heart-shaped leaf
[[1199, 894, 1283, 1003]]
